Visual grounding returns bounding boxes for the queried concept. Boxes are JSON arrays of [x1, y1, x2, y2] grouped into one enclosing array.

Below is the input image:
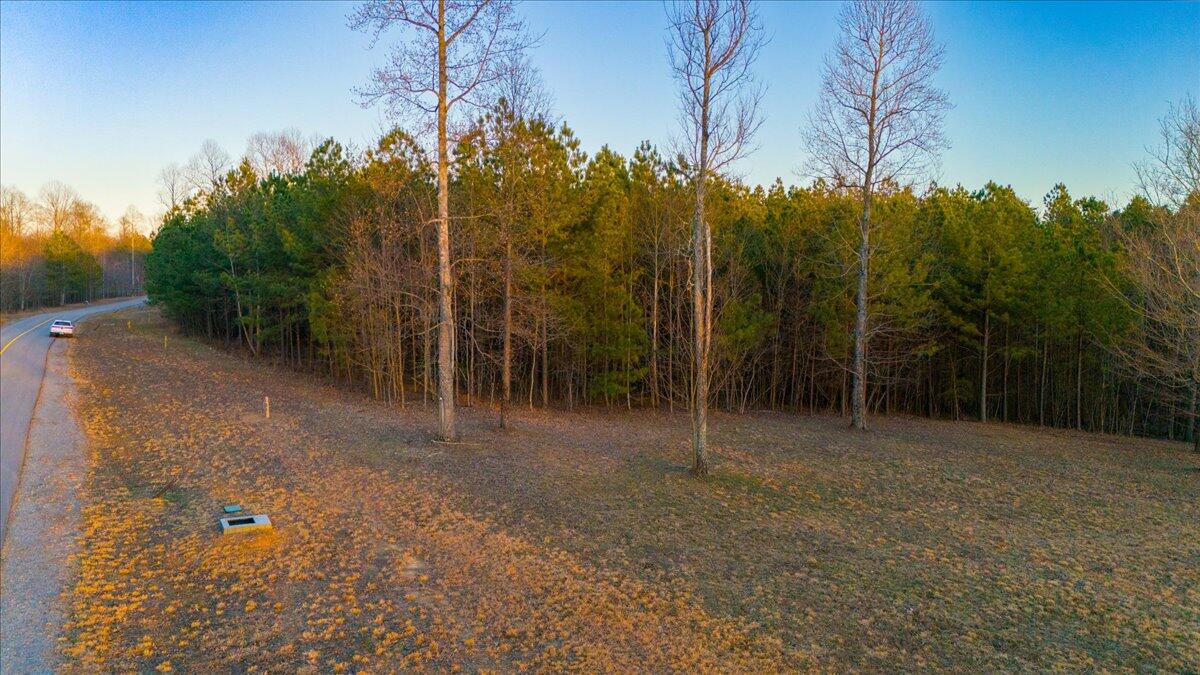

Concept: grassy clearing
[[61, 307, 1199, 672]]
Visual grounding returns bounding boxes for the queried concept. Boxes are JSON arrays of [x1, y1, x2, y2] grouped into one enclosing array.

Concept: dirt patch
[[60, 307, 1200, 671]]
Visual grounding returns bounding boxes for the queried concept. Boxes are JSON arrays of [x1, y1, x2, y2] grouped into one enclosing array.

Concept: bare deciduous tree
[[350, 0, 534, 441], [1109, 203, 1200, 451], [246, 128, 313, 177], [39, 181, 79, 232], [804, 0, 950, 431], [118, 206, 147, 291], [1114, 100, 1200, 451], [667, 0, 764, 476], [0, 186, 36, 238], [0, 186, 40, 310], [157, 162, 191, 210], [1136, 96, 1200, 209], [495, 52, 553, 122], [186, 139, 232, 194]]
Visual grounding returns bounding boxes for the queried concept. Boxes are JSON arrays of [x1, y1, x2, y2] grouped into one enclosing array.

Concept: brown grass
[[61, 307, 1199, 672]]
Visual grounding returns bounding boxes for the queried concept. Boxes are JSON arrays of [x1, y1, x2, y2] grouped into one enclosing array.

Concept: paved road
[[0, 298, 145, 544]]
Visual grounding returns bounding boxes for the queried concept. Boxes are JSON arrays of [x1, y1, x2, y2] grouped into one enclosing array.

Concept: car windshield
[[53, 321, 72, 326]]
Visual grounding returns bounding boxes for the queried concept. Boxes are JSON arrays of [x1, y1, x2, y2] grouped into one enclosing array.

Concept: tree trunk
[[1002, 322, 1010, 423], [950, 351, 960, 420], [649, 235, 661, 407], [395, 302, 406, 408], [435, 1, 457, 441], [769, 289, 785, 408], [467, 252, 476, 406], [500, 239, 512, 429], [1075, 331, 1083, 431], [1039, 333, 1048, 426], [1190, 382, 1198, 453], [851, 189, 872, 430], [690, 28, 714, 478], [541, 316, 549, 407], [422, 315, 431, 405], [528, 333, 537, 408], [980, 309, 989, 423], [691, 172, 710, 476]]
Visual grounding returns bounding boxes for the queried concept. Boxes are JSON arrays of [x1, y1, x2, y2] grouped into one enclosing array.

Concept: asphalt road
[[0, 297, 146, 544]]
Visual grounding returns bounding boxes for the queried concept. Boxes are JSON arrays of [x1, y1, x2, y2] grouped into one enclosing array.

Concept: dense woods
[[133, 1, 1199, 453], [0, 183, 150, 313], [144, 99, 1199, 448]]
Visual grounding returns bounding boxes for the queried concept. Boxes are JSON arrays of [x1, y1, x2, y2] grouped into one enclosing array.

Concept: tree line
[[145, 0, 1197, 453], [144, 120, 1198, 449], [0, 183, 151, 313]]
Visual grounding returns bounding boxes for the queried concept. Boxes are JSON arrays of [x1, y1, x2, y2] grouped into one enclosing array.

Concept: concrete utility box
[[219, 514, 272, 535]]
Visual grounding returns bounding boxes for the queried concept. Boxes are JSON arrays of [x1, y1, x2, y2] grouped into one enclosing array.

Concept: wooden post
[[163, 335, 167, 349], [264, 396, 270, 419]]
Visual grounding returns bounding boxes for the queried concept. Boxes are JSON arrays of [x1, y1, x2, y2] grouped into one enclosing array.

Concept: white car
[[49, 319, 75, 337]]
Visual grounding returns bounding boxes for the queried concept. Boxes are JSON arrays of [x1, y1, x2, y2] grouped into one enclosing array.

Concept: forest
[[0, 183, 151, 312], [143, 114, 1198, 447], [137, 0, 1198, 455]]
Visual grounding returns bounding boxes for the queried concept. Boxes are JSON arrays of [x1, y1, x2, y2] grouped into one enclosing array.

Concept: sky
[[1, 0, 1197, 226]]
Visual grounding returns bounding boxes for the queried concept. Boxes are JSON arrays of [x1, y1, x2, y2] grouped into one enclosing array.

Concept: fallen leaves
[[55, 309, 1200, 672]]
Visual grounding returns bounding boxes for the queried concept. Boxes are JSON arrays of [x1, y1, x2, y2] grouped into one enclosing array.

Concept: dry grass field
[[60, 307, 1199, 672]]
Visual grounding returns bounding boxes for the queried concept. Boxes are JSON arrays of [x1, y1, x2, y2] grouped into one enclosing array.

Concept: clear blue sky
[[1, 0, 1196, 224]]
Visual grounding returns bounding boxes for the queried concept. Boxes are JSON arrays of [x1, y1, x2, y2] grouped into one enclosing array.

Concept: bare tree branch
[[1136, 95, 1200, 209], [803, 0, 950, 430], [350, 0, 536, 441], [666, 0, 764, 475]]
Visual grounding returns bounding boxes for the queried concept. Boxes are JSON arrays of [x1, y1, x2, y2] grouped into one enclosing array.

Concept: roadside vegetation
[[0, 184, 150, 313], [61, 308, 1199, 671]]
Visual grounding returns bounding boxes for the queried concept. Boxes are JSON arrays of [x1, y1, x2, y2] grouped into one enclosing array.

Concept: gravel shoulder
[[0, 338, 87, 673]]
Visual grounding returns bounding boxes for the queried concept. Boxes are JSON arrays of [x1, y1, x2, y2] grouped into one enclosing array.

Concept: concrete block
[[219, 514, 272, 535]]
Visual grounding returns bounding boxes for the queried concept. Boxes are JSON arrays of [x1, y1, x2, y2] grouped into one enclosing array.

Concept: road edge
[[0, 333, 53, 546], [0, 338, 87, 673]]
